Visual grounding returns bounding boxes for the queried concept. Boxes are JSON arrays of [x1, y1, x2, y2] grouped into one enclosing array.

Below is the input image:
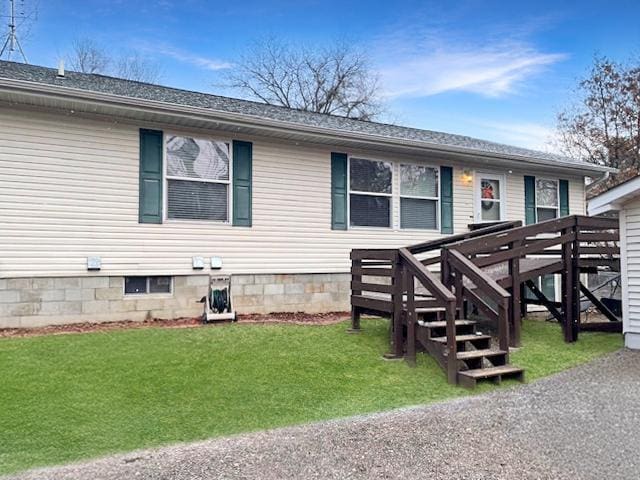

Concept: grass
[[0, 319, 621, 475]]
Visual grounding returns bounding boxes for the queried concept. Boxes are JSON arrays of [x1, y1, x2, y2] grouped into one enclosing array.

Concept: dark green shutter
[[232, 140, 252, 226], [331, 152, 348, 230], [559, 179, 569, 216], [139, 129, 163, 224], [440, 166, 453, 234], [524, 175, 536, 225]]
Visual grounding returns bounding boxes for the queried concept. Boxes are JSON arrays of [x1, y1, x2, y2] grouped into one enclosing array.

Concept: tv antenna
[[1, 0, 28, 63]]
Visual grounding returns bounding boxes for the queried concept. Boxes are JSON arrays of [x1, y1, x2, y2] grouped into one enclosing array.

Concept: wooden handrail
[[407, 221, 521, 254], [446, 249, 510, 302], [398, 248, 456, 304], [449, 216, 577, 255]]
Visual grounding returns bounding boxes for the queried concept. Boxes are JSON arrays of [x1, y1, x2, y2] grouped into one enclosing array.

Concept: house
[[588, 175, 640, 349], [0, 60, 612, 328]]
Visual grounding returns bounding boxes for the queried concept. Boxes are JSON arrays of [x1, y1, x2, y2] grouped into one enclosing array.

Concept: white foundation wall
[[0, 107, 587, 281]]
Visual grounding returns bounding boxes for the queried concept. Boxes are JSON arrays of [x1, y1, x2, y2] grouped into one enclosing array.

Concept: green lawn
[[0, 319, 621, 475]]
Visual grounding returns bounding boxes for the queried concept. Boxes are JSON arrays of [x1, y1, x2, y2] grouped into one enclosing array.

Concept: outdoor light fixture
[[461, 169, 473, 185]]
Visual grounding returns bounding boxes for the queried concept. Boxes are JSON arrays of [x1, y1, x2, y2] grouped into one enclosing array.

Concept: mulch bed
[[0, 312, 351, 339]]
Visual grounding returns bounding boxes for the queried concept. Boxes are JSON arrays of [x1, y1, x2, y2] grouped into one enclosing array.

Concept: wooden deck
[[350, 215, 621, 387]]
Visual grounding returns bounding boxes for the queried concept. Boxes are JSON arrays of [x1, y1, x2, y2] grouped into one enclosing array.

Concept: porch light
[[461, 169, 473, 185]]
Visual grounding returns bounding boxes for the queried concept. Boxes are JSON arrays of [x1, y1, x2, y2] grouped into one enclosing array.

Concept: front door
[[474, 172, 506, 223]]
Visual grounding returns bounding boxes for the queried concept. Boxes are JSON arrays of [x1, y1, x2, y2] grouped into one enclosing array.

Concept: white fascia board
[[0, 77, 616, 175], [588, 176, 640, 215]]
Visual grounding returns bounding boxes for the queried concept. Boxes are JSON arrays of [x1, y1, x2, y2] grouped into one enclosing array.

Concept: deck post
[[570, 226, 581, 341], [405, 270, 416, 367], [391, 253, 405, 358], [350, 257, 362, 331], [508, 240, 522, 347], [561, 223, 579, 342], [445, 299, 458, 384], [454, 270, 464, 319]]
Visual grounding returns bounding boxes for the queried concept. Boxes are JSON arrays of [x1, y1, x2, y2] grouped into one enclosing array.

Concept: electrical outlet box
[[211, 256, 223, 269], [192, 256, 205, 270], [87, 256, 102, 271]]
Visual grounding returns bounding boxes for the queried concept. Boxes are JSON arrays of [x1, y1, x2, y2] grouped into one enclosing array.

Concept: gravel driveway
[[6, 350, 640, 480]]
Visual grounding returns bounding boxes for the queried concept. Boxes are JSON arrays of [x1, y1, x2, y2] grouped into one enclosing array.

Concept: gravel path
[[6, 350, 640, 480]]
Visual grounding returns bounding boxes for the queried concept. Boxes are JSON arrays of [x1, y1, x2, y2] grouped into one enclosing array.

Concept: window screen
[[400, 164, 439, 229], [401, 198, 437, 229], [168, 180, 228, 221], [536, 179, 559, 221], [349, 158, 392, 227], [350, 194, 390, 228], [166, 136, 230, 221], [349, 158, 392, 193]]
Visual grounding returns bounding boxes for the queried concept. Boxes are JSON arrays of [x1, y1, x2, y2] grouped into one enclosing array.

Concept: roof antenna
[[0, 0, 28, 63]]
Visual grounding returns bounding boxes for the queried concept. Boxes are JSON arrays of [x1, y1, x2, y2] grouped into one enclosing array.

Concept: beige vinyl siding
[[621, 198, 640, 334], [0, 108, 587, 277]]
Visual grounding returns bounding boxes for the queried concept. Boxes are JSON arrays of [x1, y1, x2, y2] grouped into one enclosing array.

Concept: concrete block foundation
[[0, 273, 352, 328]]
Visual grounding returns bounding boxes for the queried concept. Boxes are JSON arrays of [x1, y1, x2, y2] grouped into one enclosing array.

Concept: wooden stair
[[414, 315, 524, 388]]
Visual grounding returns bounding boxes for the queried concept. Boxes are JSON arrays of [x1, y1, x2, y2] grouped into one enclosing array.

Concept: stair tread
[[454, 349, 507, 360], [430, 334, 491, 343], [419, 320, 476, 328], [459, 365, 524, 378], [414, 307, 446, 313]]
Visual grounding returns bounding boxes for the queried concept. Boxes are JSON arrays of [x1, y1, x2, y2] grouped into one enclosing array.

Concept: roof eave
[[0, 77, 615, 176]]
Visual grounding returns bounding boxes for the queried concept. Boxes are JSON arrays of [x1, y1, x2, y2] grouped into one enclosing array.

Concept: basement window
[[124, 276, 172, 295], [166, 136, 230, 221]]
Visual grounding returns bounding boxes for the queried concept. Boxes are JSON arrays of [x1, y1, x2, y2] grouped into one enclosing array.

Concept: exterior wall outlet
[[192, 256, 205, 270], [87, 256, 102, 270], [211, 256, 223, 269]]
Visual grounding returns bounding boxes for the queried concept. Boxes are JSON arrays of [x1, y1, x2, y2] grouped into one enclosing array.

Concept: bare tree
[[223, 38, 383, 120], [116, 51, 161, 83], [65, 38, 161, 83], [67, 38, 110, 74], [557, 56, 640, 191]]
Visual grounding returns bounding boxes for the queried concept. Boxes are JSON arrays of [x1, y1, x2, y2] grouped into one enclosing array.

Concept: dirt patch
[[0, 312, 352, 339]]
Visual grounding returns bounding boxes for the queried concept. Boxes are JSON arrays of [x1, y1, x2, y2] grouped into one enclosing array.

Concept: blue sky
[[5, 0, 640, 151]]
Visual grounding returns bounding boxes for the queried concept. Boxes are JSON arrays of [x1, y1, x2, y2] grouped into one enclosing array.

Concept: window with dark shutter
[[165, 136, 230, 222], [400, 164, 439, 230], [348, 158, 392, 228]]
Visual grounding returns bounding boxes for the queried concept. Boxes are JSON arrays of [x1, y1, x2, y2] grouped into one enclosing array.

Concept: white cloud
[[469, 119, 561, 152], [376, 33, 567, 99], [143, 43, 232, 71]]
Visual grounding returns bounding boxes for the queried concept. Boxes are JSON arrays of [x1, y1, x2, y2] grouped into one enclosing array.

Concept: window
[[166, 136, 230, 221], [400, 164, 439, 229], [536, 178, 559, 221], [349, 158, 392, 227], [476, 174, 504, 222], [125, 276, 172, 295]]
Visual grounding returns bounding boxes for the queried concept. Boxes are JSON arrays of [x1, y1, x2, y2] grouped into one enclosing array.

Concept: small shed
[[588, 176, 640, 349]]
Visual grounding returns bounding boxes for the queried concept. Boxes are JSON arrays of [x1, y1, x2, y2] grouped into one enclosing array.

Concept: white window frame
[[123, 276, 174, 296], [163, 132, 233, 223], [347, 156, 393, 229], [535, 177, 560, 222], [399, 163, 440, 231], [474, 172, 506, 223]]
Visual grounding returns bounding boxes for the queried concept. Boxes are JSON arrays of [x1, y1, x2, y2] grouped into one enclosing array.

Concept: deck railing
[[349, 215, 620, 384]]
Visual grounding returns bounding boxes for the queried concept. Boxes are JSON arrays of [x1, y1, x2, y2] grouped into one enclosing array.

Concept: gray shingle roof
[[0, 60, 605, 171]]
